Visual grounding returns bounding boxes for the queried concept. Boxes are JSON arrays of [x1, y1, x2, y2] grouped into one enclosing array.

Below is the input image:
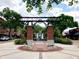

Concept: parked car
[[0, 34, 10, 41]]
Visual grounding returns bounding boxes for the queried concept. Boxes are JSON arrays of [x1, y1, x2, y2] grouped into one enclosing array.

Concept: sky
[[0, 0, 79, 24]]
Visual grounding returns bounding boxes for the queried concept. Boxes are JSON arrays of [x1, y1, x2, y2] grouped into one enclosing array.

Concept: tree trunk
[[9, 28, 12, 39]]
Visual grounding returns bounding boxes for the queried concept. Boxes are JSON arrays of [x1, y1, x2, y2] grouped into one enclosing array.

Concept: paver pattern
[[0, 40, 79, 59], [18, 41, 63, 52]]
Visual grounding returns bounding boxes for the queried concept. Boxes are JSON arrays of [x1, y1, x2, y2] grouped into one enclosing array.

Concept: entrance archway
[[20, 17, 60, 43], [33, 22, 47, 41], [18, 17, 62, 52]]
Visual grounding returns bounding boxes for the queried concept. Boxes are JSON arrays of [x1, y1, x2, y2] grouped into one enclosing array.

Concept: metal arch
[[20, 17, 60, 22], [20, 16, 60, 26], [20, 16, 60, 19], [33, 22, 48, 27]]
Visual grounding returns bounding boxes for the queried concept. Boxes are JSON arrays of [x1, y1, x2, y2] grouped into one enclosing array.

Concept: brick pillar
[[47, 26, 54, 40], [27, 26, 33, 40]]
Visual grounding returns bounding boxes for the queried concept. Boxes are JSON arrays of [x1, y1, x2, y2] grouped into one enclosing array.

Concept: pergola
[[20, 17, 60, 26], [20, 17, 60, 41]]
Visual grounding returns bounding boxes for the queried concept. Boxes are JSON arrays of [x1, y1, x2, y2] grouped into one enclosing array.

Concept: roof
[[62, 27, 77, 36], [0, 16, 6, 21]]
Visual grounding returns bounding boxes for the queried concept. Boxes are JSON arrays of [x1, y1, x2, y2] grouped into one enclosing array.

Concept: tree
[[23, 0, 78, 14], [48, 14, 78, 37], [0, 7, 24, 39], [33, 24, 46, 33]]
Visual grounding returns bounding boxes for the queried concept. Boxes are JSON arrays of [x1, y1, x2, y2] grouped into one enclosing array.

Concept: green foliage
[[54, 37, 72, 45], [48, 14, 78, 37], [33, 25, 46, 33], [16, 26, 26, 39], [14, 39, 26, 45], [23, 0, 78, 14], [2, 7, 21, 20], [47, 0, 52, 10], [54, 27, 61, 37], [0, 7, 24, 39], [0, 7, 24, 29], [58, 14, 78, 32], [38, 6, 42, 14]]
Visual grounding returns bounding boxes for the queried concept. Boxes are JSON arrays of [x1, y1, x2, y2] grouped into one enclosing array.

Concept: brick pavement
[[0, 41, 79, 59]]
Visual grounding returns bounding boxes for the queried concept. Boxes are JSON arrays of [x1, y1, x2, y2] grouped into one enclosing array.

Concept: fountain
[[18, 31, 63, 52], [36, 32, 44, 41], [18, 17, 63, 52]]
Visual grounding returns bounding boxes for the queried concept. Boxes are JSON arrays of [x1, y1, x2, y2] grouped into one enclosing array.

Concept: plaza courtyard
[[0, 0, 79, 59], [0, 40, 79, 59]]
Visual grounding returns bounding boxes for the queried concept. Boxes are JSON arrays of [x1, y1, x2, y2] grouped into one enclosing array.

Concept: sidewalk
[[0, 41, 79, 59]]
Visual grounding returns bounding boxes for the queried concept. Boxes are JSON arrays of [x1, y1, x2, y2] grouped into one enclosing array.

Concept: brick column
[[27, 26, 33, 40], [47, 26, 54, 40]]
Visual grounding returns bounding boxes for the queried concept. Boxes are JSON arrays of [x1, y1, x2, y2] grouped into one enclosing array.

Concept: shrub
[[54, 37, 60, 43], [14, 39, 26, 45], [54, 37, 72, 45]]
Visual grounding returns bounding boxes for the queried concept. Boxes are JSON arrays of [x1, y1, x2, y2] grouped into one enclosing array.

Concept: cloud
[[56, 1, 79, 23], [0, 0, 16, 7], [63, 11, 79, 17], [47, 8, 63, 16], [62, 10, 79, 22], [0, 0, 79, 24]]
